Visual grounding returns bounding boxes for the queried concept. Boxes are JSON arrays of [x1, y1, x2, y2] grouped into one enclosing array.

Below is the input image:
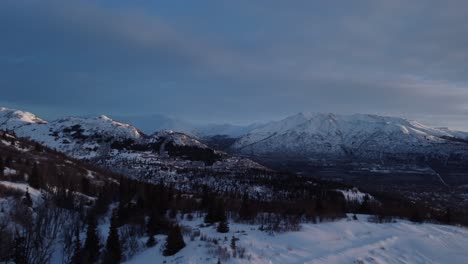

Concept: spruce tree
[[4, 156, 11, 167], [230, 236, 236, 250], [204, 205, 216, 224], [205, 199, 227, 224], [238, 193, 255, 221], [0, 156, 4, 176], [103, 212, 121, 264], [13, 233, 27, 264], [28, 163, 41, 189], [215, 200, 227, 222], [83, 214, 101, 263], [22, 189, 33, 207], [146, 235, 156, 248], [70, 227, 82, 264], [147, 211, 163, 236], [163, 224, 185, 256], [34, 142, 43, 152], [217, 220, 229, 233], [359, 194, 371, 213], [444, 208, 452, 224]]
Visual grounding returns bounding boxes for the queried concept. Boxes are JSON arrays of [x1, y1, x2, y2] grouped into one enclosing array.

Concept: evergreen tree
[[81, 177, 90, 195], [83, 214, 101, 263], [0, 156, 4, 176], [204, 205, 216, 224], [216, 200, 227, 222], [230, 236, 236, 250], [238, 193, 255, 221], [168, 208, 177, 219], [217, 220, 229, 233], [103, 211, 121, 264], [163, 224, 185, 256], [34, 142, 43, 152], [13, 232, 27, 264], [4, 156, 11, 167], [22, 189, 33, 207], [359, 194, 371, 214], [147, 211, 163, 236], [70, 227, 82, 264], [444, 208, 452, 224], [205, 199, 227, 224], [28, 163, 41, 189], [200, 186, 214, 210], [146, 235, 156, 248]]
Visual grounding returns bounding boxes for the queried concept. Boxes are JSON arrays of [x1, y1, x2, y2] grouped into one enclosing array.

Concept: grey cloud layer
[[1, 0, 467, 129]]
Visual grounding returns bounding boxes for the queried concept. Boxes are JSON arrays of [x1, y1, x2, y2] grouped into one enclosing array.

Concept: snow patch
[[3, 167, 17, 176], [0, 181, 42, 201], [337, 188, 373, 203]]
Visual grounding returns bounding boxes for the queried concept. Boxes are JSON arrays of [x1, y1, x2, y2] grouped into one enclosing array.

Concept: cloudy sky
[[1, 0, 468, 129]]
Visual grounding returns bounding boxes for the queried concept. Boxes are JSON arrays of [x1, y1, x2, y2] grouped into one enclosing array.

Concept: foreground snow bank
[[125, 215, 468, 264]]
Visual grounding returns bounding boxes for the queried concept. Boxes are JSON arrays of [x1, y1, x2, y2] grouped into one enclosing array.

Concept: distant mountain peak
[[0, 107, 47, 131], [231, 112, 468, 163], [98, 114, 112, 121]]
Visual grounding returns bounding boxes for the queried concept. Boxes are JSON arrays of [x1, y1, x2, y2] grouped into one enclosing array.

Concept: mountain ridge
[[0, 107, 268, 187], [230, 112, 468, 162]]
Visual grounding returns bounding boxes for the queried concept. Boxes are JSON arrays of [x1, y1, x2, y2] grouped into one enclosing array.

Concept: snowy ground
[[0, 180, 42, 202], [125, 215, 468, 264]]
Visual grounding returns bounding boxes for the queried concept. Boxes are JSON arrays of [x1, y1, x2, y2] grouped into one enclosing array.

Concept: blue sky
[[1, 0, 468, 129]]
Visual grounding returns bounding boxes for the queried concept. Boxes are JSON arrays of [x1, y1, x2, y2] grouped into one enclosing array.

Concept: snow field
[[125, 215, 468, 264]]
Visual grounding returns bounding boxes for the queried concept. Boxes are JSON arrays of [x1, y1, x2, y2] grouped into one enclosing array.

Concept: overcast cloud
[[1, 0, 468, 129]]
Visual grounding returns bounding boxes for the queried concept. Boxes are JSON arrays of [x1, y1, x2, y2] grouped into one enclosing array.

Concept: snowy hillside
[[231, 112, 468, 163], [0, 107, 267, 185], [0, 107, 46, 129], [0, 108, 144, 159], [125, 215, 468, 264], [0, 107, 211, 159], [151, 130, 209, 149]]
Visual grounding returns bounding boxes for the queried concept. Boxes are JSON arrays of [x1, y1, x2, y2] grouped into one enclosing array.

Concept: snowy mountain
[[1, 107, 145, 159], [0, 107, 267, 186], [0, 106, 46, 129], [230, 112, 468, 164], [0, 129, 120, 219], [4, 106, 468, 186]]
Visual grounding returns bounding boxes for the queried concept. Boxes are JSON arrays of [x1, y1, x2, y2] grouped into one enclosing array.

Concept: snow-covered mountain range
[[230, 112, 468, 165], [0, 107, 266, 187], [3, 106, 468, 184]]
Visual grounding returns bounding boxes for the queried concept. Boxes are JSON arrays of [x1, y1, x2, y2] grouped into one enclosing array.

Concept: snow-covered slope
[[151, 130, 209, 149], [0, 107, 46, 129], [231, 112, 468, 163], [0, 107, 267, 184], [125, 215, 468, 264], [0, 108, 145, 159]]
